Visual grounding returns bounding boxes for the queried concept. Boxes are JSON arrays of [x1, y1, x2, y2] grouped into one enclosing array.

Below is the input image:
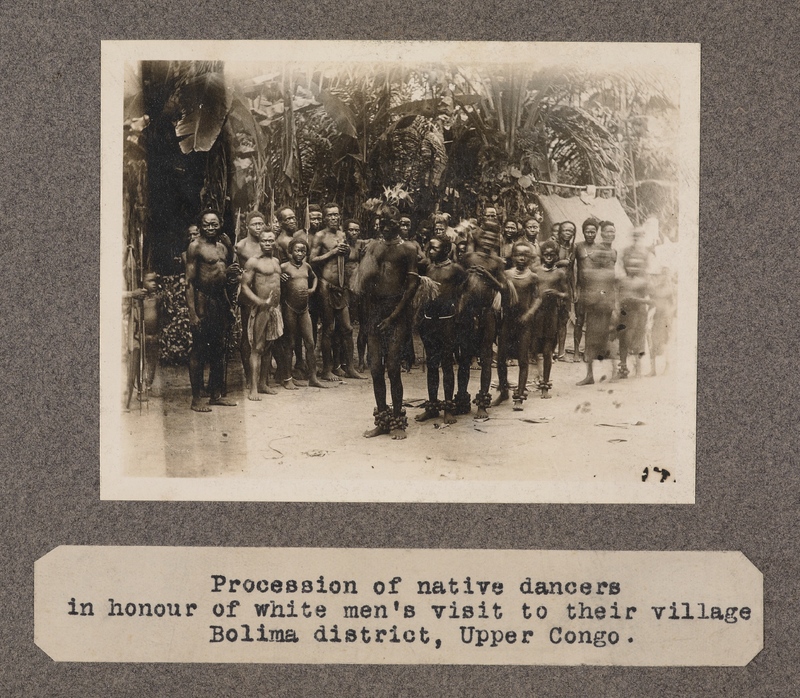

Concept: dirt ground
[[117, 331, 694, 503]]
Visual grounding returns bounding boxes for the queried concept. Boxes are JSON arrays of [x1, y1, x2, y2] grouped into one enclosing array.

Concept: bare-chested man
[[309, 203, 363, 381], [274, 207, 299, 263], [239, 230, 284, 401], [234, 211, 271, 390], [305, 204, 325, 346], [617, 228, 651, 378], [456, 222, 507, 419], [554, 220, 577, 360], [342, 219, 369, 373], [494, 241, 539, 410], [499, 219, 522, 268], [280, 238, 327, 390], [573, 217, 600, 362], [185, 210, 238, 412], [522, 217, 543, 266], [532, 240, 570, 398], [415, 237, 467, 424], [358, 206, 420, 439], [577, 220, 618, 385]]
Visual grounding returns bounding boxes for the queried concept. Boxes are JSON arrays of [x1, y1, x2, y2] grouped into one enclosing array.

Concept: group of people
[[163, 200, 675, 440]]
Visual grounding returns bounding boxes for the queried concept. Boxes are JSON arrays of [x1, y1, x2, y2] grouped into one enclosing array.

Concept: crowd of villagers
[[128, 201, 675, 441]]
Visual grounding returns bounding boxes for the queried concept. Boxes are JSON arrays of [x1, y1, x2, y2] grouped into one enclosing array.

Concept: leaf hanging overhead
[[311, 83, 358, 138], [173, 68, 233, 154]]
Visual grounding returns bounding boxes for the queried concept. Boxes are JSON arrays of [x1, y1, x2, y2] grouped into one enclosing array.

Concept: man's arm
[[309, 233, 343, 267], [239, 262, 267, 308], [185, 242, 199, 325], [307, 264, 318, 295]]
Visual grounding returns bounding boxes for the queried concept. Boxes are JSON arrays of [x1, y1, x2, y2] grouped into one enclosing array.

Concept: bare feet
[[492, 390, 509, 407], [475, 407, 489, 420], [541, 390, 552, 399], [282, 378, 299, 391], [512, 399, 524, 411], [333, 367, 346, 378], [390, 428, 407, 440], [308, 378, 329, 389], [357, 361, 367, 373], [258, 384, 278, 395], [363, 425, 389, 438], [320, 372, 340, 382], [247, 391, 261, 401], [209, 397, 237, 406], [415, 408, 439, 422], [576, 376, 594, 386], [345, 366, 366, 380], [191, 400, 212, 413], [443, 410, 457, 424]]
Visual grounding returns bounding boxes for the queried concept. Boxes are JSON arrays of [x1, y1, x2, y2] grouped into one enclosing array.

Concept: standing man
[[577, 220, 618, 385], [573, 217, 600, 363], [456, 222, 507, 419], [554, 220, 577, 360], [342, 218, 369, 376], [239, 230, 284, 400], [309, 203, 362, 381], [521, 217, 543, 265], [358, 206, 420, 439], [499, 219, 522, 268], [185, 210, 238, 412], [274, 207, 299, 263], [234, 211, 270, 391]]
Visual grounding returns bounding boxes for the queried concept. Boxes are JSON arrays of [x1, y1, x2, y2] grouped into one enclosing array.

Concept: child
[[124, 272, 163, 406], [532, 240, 569, 398], [495, 242, 539, 410], [280, 238, 327, 390]]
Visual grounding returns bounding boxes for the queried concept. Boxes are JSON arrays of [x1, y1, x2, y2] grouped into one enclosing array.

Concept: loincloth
[[249, 304, 284, 347], [320, 278, 348, 311]]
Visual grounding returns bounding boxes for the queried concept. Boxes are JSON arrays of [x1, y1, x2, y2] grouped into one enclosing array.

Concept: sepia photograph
[[100, 41, 699, 502]]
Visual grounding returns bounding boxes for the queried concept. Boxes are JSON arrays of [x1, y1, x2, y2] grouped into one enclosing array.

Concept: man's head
[[503, 220, 519, 241], [550, 222, 561, 240], [483, 206, 499, 224], [600, 221, 616, 246], [258, 230, 276, 255], [246, 211, 267, 238], [186, 224, 200, 245], [540, 240, 559, 267], [399, 216, 413, 240], [379, 205, 401, 239], [322, 203, 341, 231], [307, 204, 323, 232], [433, 213, 449, 238], [523, 217, 540, 243], [559, 221, 576, 246], [277, 207, 298, 234], [477, 221, 500, 253], [288, 237, 308, 264], [428, 236, 452, 263], [511, 241, 533, 269], [582, 217, 599, 244], [199, 210, 222, 241], [455, 238, 469, 258], [344, 219, 361, 244]]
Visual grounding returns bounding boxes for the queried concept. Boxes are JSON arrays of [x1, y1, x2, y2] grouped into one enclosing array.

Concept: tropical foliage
[[126, 59, 680, 273]]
